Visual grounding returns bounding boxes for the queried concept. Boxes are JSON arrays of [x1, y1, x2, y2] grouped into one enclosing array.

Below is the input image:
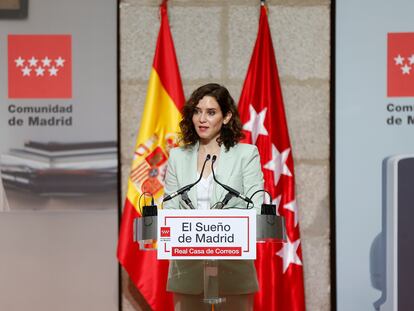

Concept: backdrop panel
[[336, 1, 414, 310], [0, 0, 118, 310]]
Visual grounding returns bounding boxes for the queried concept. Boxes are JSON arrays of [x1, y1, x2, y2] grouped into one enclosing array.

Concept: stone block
[[183, 83, 200, 100], [228, 5, 330, 80], [121, 163, 133, 205], [120, 4, 158, 81], [226, 82, 243, 105], [268, 6, 330, 79], [121, 3, 223, 81], [295, 162, 330, 238], [268, 0, 330, 5], [283, 82, 330, 160], [120, 82, 148, 162], [302, 235, 331, 311], [228, 6, 258, 81], [169, 6, 222, 81], [183, 81, 241, 102]]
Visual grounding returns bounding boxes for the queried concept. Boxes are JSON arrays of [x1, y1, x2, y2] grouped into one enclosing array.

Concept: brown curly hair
[[179, 83, 244, 150]]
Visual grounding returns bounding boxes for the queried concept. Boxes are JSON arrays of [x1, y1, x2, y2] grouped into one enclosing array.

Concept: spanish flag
[[117, 1, 184, 310]]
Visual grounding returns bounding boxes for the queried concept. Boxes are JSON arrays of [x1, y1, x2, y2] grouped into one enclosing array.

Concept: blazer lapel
[[211, 144, 231, 206], [186, 143, 198, 208]]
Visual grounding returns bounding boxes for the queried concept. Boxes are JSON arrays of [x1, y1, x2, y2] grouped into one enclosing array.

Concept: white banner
[[157, 209, 256, 260]]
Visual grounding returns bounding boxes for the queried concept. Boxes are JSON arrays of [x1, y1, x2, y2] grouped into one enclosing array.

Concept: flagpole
[[260, 0, 268, 14]]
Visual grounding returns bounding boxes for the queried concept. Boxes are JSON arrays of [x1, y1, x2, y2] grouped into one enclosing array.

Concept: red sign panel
[[8, 34, 72, 99], [388, 33, 414, 97], [171, 247, 242, 257]]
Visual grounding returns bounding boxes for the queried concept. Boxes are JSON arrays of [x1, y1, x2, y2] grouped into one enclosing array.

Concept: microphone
[[210, 155, 253, 207], [163, 154, 211, 203], [142, 194, 157, 217]]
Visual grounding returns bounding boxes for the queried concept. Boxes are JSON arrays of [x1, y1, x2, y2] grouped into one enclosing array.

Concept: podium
[[134, 208, 285, 308]]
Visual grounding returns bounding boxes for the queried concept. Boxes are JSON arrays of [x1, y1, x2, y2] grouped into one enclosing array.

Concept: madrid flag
[[238, 5, 305, 310], [117, 2, 184, 310]]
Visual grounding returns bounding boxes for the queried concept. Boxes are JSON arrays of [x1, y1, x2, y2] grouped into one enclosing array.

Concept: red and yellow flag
[[238, 4, 306, 310], [117, 2, 184, 310]]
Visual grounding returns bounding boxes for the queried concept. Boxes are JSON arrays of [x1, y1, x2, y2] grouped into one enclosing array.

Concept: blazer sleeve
[[163, 148, 180, 210], [242, 145, 264, 214]]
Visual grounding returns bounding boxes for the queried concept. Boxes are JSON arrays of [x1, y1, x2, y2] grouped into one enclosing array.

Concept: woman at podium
[[164, 83, 264, 310]]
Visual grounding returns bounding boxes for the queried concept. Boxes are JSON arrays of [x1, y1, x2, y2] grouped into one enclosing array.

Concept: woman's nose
[[199, 112, 207, 122]]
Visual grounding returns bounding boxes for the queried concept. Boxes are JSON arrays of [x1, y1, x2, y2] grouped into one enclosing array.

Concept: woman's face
[[192, 95, 231, 144]]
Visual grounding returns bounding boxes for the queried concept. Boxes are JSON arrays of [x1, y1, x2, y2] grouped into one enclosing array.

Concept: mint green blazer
[[164, 142, 264, 212], [164, 143, 264, 295]]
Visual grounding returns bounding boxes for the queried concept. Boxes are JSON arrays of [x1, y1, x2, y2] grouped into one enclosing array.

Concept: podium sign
[[157, 209, 256, 260]]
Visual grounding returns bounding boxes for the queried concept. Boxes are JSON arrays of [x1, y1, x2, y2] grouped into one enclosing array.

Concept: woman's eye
[[208, 111, 215, 116]]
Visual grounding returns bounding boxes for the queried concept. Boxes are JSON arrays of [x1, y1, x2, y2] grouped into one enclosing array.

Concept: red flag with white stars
[[238, 5, 305, 310], [8, 35, 72, 98], [387, 33, 414, 97]]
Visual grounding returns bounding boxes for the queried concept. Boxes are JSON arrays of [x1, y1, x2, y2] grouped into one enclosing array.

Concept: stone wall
[[120, 0, 331, 310]]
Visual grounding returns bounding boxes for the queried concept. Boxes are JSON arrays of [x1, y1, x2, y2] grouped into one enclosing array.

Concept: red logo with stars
[[8, 34, 72, 99], [388, 33, 414, 97]]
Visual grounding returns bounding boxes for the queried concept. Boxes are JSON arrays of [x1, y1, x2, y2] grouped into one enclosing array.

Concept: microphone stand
[[180, 190, 195, 209], [163, 154, 211, 209], [210, 155, 252, 209], [203, 155, 231, 307], [180, 154, 210, 209]]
